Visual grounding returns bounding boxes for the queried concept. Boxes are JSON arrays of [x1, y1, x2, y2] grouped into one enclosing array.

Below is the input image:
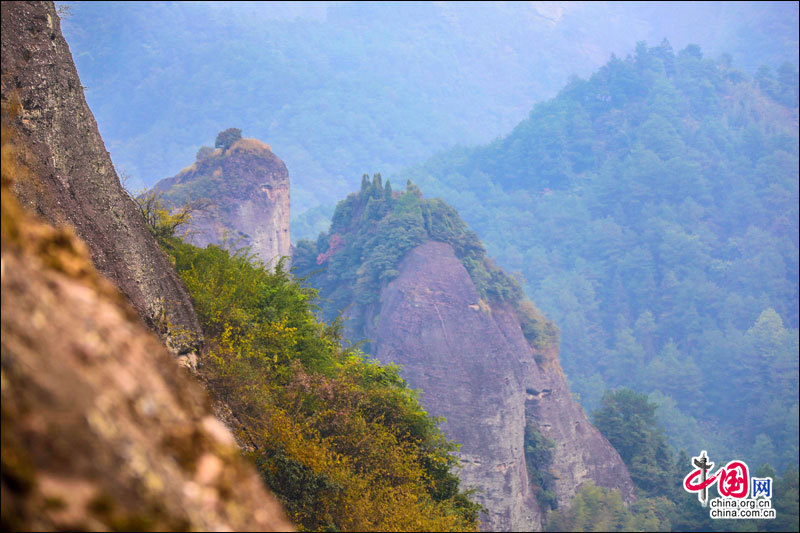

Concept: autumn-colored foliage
[[230, 137, 272, 154], [316, 233, 344, 265], [145, 213, 481, 530]]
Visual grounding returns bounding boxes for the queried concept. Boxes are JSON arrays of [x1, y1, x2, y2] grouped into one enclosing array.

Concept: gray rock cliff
[[1, 0, 202, 353]]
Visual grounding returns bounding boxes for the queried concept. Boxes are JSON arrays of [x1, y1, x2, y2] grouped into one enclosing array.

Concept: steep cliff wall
[[1, 116, 292, 531], [0, 1, 201, 353], [364, 241, 633, 530], [152, 138, 291, 266], [294, 182, 634, 531]]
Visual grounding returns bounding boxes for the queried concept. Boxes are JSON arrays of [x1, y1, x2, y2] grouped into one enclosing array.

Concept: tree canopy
[[403, 42, 799, 472], [138, 198, 482, 531], [292, 177, 557, 352], [214, 127, 242, 151]]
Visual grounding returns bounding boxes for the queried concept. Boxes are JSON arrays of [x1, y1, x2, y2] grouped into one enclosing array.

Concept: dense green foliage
[[405, 42, 799, 471], [214, 127, 242, 151], [523, 422, 557, 511], [292, 176, 557, 351], [60, 2, 798, 218], [593, 390, 675, 499], [582, 389, 800, 532], [548, 468, 799, 533], [143, 204, 481, 531], [545, 483, 674, 532]]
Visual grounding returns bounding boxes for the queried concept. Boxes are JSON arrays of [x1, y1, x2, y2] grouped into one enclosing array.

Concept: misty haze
[[2, 1, 797, 531]]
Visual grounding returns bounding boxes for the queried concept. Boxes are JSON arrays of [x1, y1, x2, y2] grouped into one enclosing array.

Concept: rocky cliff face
[[0, 1, 202, 353], [152, 139, 291, 266], [363, 241, 633, 531], [293, 183, 634, 531], [1, 112, 292, 530]]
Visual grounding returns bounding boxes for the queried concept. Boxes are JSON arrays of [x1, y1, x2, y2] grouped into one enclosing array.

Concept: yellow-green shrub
[[157, 234, 481, 531]]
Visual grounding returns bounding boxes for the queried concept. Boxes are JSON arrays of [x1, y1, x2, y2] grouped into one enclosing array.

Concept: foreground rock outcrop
[[152, 136, 291, 266], [364, 241, 633, 530], [1, 118, 292, 531], [1, 1, 201, 353]]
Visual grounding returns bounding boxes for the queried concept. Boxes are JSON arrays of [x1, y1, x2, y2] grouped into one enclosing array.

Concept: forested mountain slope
[[404, 41, 799, 470], [148, 215, 483, 532], [58, 1, 798, 228]]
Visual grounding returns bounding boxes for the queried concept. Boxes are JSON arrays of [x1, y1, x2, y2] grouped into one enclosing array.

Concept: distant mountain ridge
[[404, 41, 799, 471], [57, 1, 798, 222]]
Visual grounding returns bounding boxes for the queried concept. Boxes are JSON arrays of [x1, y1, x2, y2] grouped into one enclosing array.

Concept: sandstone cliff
[[365, 241, 633, 530], [0, 1, 201, 353], [152, 137, 291, 266], [293, 183, 634, 531], [1, 113, 292, 530]]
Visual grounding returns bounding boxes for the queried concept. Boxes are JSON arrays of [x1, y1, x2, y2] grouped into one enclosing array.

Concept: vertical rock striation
[[1, 1, 202, 353], [365, 241, 633, 531]]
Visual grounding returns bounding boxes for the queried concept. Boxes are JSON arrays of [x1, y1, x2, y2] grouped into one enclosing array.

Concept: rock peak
[[153, 134, 291, 266], [294, 185, 634, 530]]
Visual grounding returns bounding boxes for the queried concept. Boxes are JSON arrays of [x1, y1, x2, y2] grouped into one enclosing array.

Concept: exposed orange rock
[[1, 105, 293, 533]]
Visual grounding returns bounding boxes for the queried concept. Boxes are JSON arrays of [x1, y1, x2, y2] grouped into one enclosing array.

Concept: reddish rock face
[[1, 1, 202, 353], [152, 139, 291, 267], [1, 75, 291, 527], [1, 174, 293, 533], [365, 241, 633, 531]]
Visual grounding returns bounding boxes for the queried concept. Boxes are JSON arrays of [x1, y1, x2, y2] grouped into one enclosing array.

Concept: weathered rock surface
[[364, 241, 633, 531], [1, 123, 292, 531], [152, 138, 291, 266], [1, 1, 201, 353]]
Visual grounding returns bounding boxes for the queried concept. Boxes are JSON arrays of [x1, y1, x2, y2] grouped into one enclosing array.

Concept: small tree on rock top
[[215, 128, 242, 151]]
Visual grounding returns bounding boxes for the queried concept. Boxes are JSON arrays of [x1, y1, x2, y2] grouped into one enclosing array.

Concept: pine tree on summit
[[215, 127, 242, 151], [384, 180, 393, 203]]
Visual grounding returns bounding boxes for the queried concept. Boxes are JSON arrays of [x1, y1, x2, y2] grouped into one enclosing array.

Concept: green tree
[[384, 179, 393, 203], [215, 127, 242, 151], [768, 465, 799, 532], [667, 451, 714, 532], [196, 145, 214, 161], [592, 388, 676, 498], [153, 233, 483, 531], [545, 483, 672, 532], [136, 190, 196, 242]]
